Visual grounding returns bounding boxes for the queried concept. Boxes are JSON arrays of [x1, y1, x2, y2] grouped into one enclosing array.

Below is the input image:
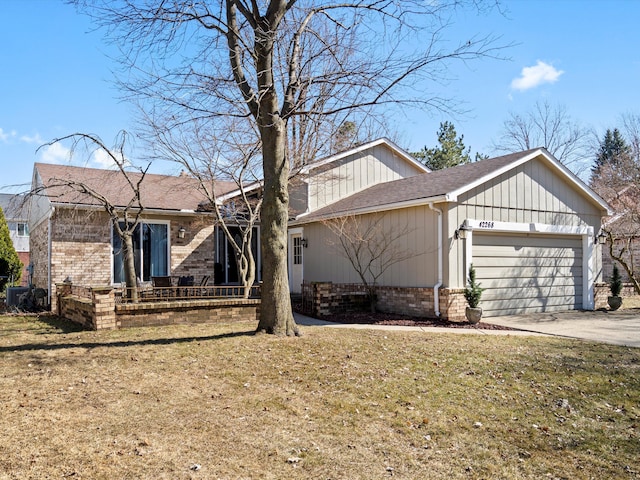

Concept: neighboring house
[[29, 163, 251, 310], [599, 184, 640, 284], [288, 144, 611, 319], [0, 193, 30, 286]]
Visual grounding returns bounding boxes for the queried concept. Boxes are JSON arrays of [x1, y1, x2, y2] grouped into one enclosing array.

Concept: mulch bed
[[303, 310, 515, 330]]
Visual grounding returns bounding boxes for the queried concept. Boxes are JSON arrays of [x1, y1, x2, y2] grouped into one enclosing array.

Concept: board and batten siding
[[448, 156, 604, 289], [303, 206, 439, 287], [308, 144, 425, 213]]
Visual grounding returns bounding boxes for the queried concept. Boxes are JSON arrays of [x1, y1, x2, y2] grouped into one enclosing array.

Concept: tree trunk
[[256, 119, 298, 336], [122, 231, 138, 302]]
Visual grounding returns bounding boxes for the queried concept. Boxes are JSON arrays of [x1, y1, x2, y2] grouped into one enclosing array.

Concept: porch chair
[[152, 276, 173, 298]]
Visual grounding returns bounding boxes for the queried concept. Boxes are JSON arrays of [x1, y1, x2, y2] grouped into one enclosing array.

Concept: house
[[29, 163, 256, 310], [288, 142, 611, 320], [0, 193, 30, 286], [29, 138, 611, 322]]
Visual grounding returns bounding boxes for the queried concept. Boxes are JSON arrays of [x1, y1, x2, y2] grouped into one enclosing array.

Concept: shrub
[[463, 264, 484, 308], [609, 264, 623, 297]]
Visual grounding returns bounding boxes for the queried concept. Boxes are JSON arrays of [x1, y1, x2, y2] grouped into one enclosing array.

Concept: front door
[[289, 231, 304, 294]]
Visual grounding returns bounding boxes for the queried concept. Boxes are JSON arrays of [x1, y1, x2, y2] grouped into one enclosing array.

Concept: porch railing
[[114, 284, 261, 304]]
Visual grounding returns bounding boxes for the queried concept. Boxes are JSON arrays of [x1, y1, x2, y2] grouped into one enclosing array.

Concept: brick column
[[56, 282, 72, 316], [91, 287, 117, 330], [312, 282, 333, 317]]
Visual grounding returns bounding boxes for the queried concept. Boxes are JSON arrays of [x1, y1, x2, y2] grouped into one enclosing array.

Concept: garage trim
[[460, 219, 595, 310]]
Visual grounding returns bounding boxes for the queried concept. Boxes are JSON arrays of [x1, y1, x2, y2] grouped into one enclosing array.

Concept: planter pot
[[465, 307, 483, 324], [608, 295, 622, 311]]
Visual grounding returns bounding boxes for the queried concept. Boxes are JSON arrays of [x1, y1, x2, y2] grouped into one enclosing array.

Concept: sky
[[1, 0, 639, 191]]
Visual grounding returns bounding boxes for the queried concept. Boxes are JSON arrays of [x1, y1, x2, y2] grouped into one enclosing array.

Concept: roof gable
[[300, 138, 429, 175], [293, 148, 611, 222], [33, 163, 237, 212]]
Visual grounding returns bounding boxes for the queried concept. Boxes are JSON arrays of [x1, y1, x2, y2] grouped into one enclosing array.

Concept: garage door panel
[[480, 276, 580, 290], [481, 285, 580, 301], [475, 263, 582, 277], [473, 233, 583, 317], [473, 246, 581, 259], [484, 296, 582, 316], [474, 235, 579, 248]]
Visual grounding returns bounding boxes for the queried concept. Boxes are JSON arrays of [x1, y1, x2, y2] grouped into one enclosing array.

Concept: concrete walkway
[[293, 312, 543, 337], [487, 309, 640, 348], [294, 309, 640, 348]]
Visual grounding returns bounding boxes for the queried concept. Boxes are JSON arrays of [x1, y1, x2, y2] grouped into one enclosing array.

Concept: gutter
[[427, 202, 443, 317]]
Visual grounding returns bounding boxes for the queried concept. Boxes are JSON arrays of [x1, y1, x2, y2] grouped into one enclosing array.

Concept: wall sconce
[[596, 230, 607, 245], [454, 224, 471, 240], [178, 226, 186, 239], [301, 238, 308, 248]]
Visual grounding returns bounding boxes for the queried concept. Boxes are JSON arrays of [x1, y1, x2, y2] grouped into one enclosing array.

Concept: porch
[[56, 282, 260, 330]]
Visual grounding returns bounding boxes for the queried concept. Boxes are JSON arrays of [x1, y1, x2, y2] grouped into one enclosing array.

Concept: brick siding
[[32, 208, 217, 312]]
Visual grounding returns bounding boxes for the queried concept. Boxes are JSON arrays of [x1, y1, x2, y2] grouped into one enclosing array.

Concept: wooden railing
[[114, 284, 261, 304]]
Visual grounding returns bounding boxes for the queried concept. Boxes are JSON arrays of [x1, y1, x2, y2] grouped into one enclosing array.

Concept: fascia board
[[291, 195, 449, 225], [49, 202, 214, 217], [300, 138, 430, 175]]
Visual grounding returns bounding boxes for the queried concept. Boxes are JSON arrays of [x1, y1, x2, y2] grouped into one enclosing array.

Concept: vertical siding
[[308, 144, 424, 212], [303, 206, 439, 287], [448, 157, 605, 288]]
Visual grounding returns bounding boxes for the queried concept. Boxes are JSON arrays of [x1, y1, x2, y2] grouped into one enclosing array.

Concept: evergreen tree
[[0, 206, 22, 291], [412, 121, 477, 170], [590, 128, 632, 185]]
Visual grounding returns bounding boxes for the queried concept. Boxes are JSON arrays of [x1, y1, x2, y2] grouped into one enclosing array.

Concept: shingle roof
[[34, 163, 237, 212], [0, 193, 28, 220], [294, 149, 543, 222]]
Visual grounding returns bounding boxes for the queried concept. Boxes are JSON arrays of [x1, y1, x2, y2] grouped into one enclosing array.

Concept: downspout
[[428, 202, 443, 317], [47, 206, 55, 307]]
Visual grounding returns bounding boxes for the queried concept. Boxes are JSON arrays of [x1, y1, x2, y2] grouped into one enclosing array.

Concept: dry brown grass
[[0, 314, 639, 479]]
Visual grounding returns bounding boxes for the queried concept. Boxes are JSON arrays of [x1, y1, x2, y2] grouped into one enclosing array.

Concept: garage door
[[472, 233, 582, 317]]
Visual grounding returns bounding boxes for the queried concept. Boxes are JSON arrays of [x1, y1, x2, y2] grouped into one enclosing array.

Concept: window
[[113, 222, 168, 283], [17, 223, 29, 237], [293, 236, 303, 265]]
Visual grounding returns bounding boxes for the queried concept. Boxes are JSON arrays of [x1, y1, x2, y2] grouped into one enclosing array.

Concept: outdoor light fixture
[[455, 224, 471, 240], [301, 238, 308, 248], [178, 226, 186, 239], [597, 230, 607, 245]]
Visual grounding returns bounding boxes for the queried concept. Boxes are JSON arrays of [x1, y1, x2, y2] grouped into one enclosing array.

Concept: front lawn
[[0, 314, 638, 479]]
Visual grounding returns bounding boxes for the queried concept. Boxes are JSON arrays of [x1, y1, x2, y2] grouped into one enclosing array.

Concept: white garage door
[[473, 233, 583, 317]]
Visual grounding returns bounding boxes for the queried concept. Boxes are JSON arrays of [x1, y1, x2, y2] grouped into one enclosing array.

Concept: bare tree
[[592, 114, 640, 293], [74, 0, 505, 335], [149, 119, 262, 298], [492, 101, 591, 175], [33, 132, 148, 302], [324, 214, 417, 312]]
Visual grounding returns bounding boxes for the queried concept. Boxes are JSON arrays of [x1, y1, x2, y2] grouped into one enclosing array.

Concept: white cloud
[[92, 148, 118, 168], [0, 128, 17, 143], [20, 133, 44, 145], [39, 142, 71, 164], [511, 61, 564, 91]]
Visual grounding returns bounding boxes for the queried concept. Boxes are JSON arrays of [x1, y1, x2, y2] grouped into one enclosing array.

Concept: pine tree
[[590, 128, 632, 185], [0, 206, 22, 290], [412, 121, 475, 170]]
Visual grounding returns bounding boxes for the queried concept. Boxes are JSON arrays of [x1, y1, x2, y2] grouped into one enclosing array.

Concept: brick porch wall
[[57, 283, 260, 330], [304, 282, 468, 322]]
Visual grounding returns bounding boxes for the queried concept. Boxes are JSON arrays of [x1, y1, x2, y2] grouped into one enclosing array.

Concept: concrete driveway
[[486, 308, 640, 348]]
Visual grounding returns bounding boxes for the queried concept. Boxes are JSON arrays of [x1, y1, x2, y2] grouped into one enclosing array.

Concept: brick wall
[[57, 283, 260, 330], [304, 282, 468, 322], [34, 208, 218, 311]]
